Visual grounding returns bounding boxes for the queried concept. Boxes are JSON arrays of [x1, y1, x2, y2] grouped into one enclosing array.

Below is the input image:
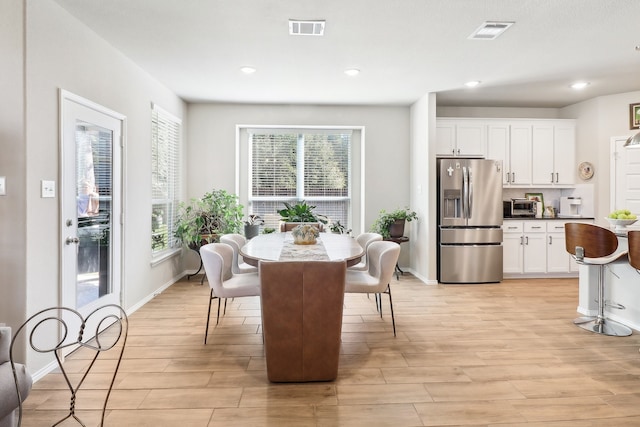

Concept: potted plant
[[244, 214, 264, 240], [276, 200, 327, 231], [175, 189, 244, 249], [328, 219, 350, 235], [370, 207, 418, 239]]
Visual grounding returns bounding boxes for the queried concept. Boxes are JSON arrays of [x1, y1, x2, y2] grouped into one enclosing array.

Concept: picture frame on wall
[[630, 103, 640, 130]]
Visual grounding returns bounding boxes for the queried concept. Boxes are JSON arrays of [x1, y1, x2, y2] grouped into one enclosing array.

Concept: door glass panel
[[76, 121, 112, 308]]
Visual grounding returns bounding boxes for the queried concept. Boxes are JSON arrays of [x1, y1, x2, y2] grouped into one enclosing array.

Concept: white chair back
[[367, 241, 401, 291], [352, 232, 382, 269], [219, 234, 248, 274], [200, 243, 234, 296]]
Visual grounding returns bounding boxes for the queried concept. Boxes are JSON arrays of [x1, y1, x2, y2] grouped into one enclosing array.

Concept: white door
[[61, 91, 124, 316], [611, 136, 640, 214]]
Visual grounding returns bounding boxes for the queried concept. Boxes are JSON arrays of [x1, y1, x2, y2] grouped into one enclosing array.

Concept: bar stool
[[626, 230, 640, 270], [564, 222, 632, 336], [628, 230, 640, 351]]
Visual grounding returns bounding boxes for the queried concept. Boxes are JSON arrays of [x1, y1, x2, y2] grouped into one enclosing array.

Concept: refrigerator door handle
[[468, 167, 473, 218], [462, 166, 470, 219]]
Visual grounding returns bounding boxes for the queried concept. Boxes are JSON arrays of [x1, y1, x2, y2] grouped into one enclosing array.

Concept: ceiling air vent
[[289, 20, 325, 36], [468, 21, 514, 40]]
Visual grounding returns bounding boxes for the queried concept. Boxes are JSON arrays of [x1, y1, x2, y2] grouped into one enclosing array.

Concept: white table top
[[240, 232, 364, 267]]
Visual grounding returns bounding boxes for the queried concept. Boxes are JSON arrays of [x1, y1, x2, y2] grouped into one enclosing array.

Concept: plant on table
[[370, 207, 418, 239], [328, 219, 351, 235]]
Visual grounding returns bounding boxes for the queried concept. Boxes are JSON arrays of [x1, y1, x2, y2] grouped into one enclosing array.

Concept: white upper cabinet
[[531, 121, 576, 186], [553, 123, 576, 185], [436, 119, 485, 157], [443, 118, 575, 187], [487, 122, 532, 186]]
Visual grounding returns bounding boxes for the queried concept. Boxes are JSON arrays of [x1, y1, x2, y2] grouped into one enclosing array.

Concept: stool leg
[[575, 265, 632, 336]]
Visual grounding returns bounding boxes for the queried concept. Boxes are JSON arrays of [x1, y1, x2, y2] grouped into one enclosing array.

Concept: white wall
[[561, 91, 640, 223], [186, 103, 413, 267], [409, 93, 436, 283], [0, 0, 27, 358], [16, 0, 187, 371]]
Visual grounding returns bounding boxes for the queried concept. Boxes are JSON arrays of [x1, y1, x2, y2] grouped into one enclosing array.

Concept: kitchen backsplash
[[503, 184, 594, 217]]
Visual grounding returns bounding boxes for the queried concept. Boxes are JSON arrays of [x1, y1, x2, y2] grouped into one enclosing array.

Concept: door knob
[[65, 237, 79, 245]]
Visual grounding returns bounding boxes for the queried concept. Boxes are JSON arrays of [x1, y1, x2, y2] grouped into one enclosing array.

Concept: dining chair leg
[[384, 284, 396, 337], [216, 298, 222, 325], [205, 289, 215, 344], [223, 298, 228, 315]]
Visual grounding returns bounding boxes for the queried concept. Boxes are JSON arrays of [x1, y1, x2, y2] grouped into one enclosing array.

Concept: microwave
[[503, 198, 536, 218]]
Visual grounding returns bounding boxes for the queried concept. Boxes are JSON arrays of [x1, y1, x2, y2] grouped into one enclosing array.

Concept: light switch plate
[[0, 176, 5, 196], [41, 180, 55, 198]]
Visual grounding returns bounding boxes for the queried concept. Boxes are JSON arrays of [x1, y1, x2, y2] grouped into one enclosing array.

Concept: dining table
[[240, 232, 364, 267]]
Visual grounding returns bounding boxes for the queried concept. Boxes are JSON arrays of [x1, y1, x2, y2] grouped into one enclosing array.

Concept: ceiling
[[52, 0, 640, 108]]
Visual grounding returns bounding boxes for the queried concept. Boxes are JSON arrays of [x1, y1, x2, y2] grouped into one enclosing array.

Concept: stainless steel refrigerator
[[437, 158, 503, 284]]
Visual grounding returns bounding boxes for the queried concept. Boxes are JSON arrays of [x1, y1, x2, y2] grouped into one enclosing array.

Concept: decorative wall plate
[[578, 161, 594, 180]]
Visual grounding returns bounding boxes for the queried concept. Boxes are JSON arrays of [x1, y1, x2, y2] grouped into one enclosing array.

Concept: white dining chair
[[348, 232, 383, 271], [200, 243, 260, 344], [219, 234, 258, 274], [345, 240, 401, 336]]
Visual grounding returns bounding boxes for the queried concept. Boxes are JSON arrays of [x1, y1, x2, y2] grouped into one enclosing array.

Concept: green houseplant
[[243, 214, 264, 240], [276, 201, 328, 231], [277, 201, 321, 223], [371, 207, 418, 239], [175, 189, 244, 248]]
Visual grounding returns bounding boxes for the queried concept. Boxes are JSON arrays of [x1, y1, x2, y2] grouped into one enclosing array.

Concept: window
[[249, 129, 352, 230], [151, 104, 181, 257]]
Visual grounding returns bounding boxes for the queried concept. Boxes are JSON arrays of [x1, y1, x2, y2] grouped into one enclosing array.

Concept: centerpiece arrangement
[[291, 224, 320, 245]]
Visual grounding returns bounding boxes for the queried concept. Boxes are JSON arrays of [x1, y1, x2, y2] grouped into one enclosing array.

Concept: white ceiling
[[52, 0, 640, 108]]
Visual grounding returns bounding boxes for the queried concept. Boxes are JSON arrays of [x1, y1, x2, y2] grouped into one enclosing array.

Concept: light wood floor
[[21, 274, 640, 426]]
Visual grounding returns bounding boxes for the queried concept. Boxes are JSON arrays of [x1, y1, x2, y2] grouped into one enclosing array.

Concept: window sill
[[151, 247, 182, 267]]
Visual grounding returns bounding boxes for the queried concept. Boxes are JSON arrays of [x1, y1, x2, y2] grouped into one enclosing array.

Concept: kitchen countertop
[[504, 217, 594, 220]]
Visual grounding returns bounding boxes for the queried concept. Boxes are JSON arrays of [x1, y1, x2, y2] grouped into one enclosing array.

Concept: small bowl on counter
[[605, 217, 638, 233]]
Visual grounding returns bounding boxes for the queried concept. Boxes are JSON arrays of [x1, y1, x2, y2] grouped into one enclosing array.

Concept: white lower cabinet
[[503, 219, 593, 277], [503, 222, 524, 274], [546, 222, 572, 273], [523, 222, 546, 273]]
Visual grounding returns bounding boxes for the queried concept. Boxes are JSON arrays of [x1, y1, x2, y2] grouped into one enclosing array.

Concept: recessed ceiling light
[[344, 68, 360, 77], [464, 80, 481, 88], [468, 21, 514, 40], [570, 81, 590, 90], [240, 66, 256, 74]]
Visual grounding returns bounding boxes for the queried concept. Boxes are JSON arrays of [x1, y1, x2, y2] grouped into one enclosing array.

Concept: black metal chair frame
[[10, 305, 128, 427]]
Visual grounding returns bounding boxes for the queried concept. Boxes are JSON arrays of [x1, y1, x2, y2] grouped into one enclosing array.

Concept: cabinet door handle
[[555, 172, 559, 183], [506, 172, 510, 183], [532, 226, 542, 229], [525, 236, 529, 245], [520, 236, 523, 245], [550, 172, 554, 183], [457, 148, 461, 155], [511, 172, 515, 182], [549, 236, 552, 244], [452, 149, 455, 155]]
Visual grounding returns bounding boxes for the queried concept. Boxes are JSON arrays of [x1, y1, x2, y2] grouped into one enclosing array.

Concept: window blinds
[[151, 104, 181, 255], [249, 129, 352, 230]]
